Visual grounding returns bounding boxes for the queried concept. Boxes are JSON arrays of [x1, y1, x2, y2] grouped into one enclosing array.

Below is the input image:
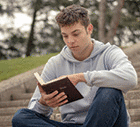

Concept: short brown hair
[[55, 4, 90, 28]]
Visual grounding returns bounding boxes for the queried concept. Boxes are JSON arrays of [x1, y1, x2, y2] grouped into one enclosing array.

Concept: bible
[[34, 72, 84, 105]]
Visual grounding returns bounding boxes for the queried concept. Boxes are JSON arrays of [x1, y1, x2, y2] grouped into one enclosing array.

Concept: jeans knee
[[96, 87, 123, 104], [12, 109, 23, 124], [12, 108, 30, 125], [12, 115, 18, 125]]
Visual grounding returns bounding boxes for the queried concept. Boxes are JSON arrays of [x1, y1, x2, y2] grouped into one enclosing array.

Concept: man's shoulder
[[48, 53, 64, 63]]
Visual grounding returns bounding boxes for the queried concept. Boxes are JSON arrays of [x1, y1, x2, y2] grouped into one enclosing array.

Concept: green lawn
[[0, 53, 58, 82]]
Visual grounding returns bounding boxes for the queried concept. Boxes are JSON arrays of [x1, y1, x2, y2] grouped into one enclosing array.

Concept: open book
[[34, 72, 84, 105]]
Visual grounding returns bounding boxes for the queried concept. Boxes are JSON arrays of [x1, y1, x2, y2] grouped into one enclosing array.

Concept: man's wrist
[[76, 73, 87, 83], [39, 97, 48, 106]]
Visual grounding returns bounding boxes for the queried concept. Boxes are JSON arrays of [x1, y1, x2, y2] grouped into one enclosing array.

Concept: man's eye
[[73, 34, 79, 36], [63, 36, 68, 38]]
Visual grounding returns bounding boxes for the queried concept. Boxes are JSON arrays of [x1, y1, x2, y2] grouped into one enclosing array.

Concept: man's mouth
[[70, 46, 79, 49]]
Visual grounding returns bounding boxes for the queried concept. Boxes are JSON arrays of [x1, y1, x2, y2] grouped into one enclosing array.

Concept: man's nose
[[68, 37, 74, 44]]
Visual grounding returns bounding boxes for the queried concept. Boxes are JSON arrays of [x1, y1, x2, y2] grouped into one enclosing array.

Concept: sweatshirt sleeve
[[28, 58, 57, 116], [28, 86, 53, 117], [84, 45, 138, 93]]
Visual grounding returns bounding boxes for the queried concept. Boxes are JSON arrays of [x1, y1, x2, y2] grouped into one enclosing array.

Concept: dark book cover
[[34, 72, 84, 105]]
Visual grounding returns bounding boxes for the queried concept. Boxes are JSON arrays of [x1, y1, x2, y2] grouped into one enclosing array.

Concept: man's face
[[60, 22, 93, 57]]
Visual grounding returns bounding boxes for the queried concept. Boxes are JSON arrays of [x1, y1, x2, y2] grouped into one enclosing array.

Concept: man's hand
[[37, 82, 68, 108], [37, 73, 86, 108]]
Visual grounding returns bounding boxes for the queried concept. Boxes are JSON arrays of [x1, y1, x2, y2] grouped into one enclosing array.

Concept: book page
[[34, 72, 67, 85], [34, 72, 45, 85]]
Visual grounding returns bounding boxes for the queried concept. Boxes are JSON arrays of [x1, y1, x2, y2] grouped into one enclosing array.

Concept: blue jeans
[[12, 88, 128, 127]]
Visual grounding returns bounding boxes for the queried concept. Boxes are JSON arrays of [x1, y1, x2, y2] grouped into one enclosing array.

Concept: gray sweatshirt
[[28, 39, 137, 124]]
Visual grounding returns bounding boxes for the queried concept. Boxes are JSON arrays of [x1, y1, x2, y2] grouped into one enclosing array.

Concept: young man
[[12, 4, 137, 127]]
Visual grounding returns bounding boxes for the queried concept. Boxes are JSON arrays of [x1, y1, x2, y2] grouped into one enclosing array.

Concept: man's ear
[[87, 24, 93, 34]]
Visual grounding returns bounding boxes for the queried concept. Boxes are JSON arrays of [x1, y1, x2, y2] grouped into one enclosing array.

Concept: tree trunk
[[98, 0, 107, 43], [26, 0, 42, 57], [106, 0, 124, 44], [25, 8, 37, 57]]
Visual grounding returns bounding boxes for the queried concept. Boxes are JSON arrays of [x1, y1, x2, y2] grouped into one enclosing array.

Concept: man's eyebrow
[[71, 29, 81, 34], [61, 29, 81, 35]]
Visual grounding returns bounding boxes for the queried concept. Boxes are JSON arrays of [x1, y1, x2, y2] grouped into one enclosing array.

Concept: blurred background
[[0, 0, 139, 60]]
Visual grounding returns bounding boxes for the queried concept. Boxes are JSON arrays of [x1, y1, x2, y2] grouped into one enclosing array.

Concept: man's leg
[[12, 108, 81, 127], [83, 87, 128, 127], [12, 108, 61, 127]]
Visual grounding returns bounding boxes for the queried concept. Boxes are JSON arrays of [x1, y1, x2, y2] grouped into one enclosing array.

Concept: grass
[[0, 53, 58, 82]]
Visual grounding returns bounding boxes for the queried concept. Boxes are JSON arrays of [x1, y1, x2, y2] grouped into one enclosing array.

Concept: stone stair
[[0, 93, 33, 126], [126, 62, 140, 127], [0, 61, 140, 126]]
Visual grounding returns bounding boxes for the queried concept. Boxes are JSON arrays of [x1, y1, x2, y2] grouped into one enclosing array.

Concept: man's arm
[[83, 46, 137, 93], [65, 73, 87, 86]]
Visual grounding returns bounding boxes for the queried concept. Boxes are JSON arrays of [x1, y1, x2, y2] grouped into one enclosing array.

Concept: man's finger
[[44, 90, 59, 101], [58, 99, 68, 106], [47, 92, 68, 107]]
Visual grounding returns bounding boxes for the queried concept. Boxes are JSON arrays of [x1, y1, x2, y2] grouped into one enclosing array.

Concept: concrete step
[[0, 106, 26, 116], [126, 90, 140, 100], [24, 82, 37, 93], [0, 99, 30, 108], [0, 115, 13, 126], [12, 93, 33, 100], [133, 62, 140, 68], [137, 72, 140, 77], [130, 121, 140, 127], [136, 68, 140, 72], [125, 99, 140, 109], [129, 99, 140, 109], [26, 86, 36, 93], [128, 108, 140, 122]]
